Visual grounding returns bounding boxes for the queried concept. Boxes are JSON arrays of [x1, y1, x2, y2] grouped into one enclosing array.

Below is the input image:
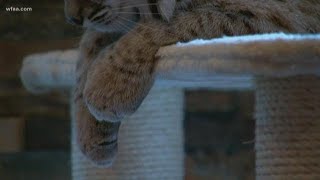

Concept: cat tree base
[[20, 33, 320, 179]]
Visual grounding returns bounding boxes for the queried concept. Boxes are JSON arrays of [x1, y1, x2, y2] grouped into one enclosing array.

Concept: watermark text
[[5, 6, 32, 12]]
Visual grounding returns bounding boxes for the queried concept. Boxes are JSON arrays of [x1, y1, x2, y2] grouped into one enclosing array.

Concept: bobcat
[[65, 0, 320, 166]]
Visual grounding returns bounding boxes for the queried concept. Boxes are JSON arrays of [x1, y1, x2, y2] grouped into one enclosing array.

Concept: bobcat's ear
[[157, 0, 176, 21]]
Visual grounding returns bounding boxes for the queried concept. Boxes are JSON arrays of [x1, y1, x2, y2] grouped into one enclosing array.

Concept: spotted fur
[[65, 0, 320, 166]]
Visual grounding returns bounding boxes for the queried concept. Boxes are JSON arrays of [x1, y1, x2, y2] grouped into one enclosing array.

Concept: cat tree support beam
[[20, 33, 320, 179]]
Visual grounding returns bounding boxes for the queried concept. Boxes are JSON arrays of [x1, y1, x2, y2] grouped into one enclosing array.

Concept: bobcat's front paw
[[83, 57, 154, 122]]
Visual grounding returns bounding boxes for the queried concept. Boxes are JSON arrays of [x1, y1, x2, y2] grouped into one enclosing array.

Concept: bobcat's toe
[[79, 138, 118, 167], [77, 117, 121, 167]]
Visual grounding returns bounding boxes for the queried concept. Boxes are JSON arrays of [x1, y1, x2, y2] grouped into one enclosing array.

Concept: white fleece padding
[[176, 33, 320, 46], [20, 33, 320, 92]]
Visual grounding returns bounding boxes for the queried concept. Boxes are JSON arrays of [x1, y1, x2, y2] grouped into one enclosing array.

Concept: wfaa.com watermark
[[5, 6, 32, 12]]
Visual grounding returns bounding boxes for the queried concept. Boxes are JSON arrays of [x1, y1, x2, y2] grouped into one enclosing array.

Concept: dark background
[[0, 0, 255, 179]]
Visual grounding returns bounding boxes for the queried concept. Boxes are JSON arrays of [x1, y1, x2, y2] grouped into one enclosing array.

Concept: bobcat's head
[[64, 0, 176, 32]]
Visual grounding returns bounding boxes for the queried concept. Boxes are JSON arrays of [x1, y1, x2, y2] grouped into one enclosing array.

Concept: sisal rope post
[[254, 75, 320, 179], [71, 87, 184, 180]]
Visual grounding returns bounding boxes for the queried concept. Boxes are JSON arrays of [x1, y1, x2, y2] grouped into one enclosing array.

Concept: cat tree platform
[[20, 33, 320, 179]]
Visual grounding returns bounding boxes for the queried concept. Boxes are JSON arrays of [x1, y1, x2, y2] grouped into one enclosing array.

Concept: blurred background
[[0, 0, 255, 179]]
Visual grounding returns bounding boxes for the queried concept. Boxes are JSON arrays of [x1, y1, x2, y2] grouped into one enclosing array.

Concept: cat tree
[[20, 33, 320, 179]]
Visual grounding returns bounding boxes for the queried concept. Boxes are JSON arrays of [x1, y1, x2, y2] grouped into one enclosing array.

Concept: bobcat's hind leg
[[74, 30, 121, 166], [73, 94, 120, 166]]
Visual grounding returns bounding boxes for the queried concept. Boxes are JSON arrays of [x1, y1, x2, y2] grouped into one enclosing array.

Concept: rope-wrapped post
[[255, 76, 320, 179], [71, 87, 184, 180]]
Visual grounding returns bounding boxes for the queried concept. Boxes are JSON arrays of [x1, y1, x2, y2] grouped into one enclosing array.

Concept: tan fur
[[73, 30, 122, 166], [65, 0, 320, 166]]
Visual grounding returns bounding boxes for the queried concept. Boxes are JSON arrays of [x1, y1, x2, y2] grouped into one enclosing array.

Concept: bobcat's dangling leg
[[73, 30, 121, 166]]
